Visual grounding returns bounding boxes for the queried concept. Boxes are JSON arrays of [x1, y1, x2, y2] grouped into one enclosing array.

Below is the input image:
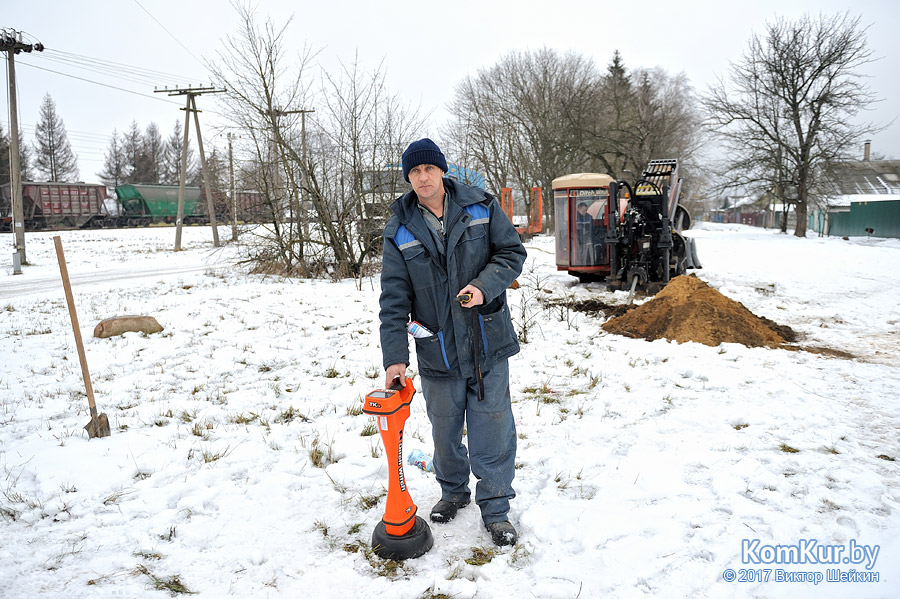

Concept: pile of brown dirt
[[601, 275, 787, 348], [554, 298, 635, 319]]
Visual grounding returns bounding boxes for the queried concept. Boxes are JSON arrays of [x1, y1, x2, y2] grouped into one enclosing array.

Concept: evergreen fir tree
[[2, 123, 35, 185], [122, 120, 144, 183], [0, 123, 9, 186], [98, 129, 128, 187], [19, 128, 33, 182], [32, 93, 80, 182], [141, 122, 165, 184], [606, 50, 631, 87], [192, 145, 226, 190], [18, 127, 34, 183], [163, 120, 196, 185]]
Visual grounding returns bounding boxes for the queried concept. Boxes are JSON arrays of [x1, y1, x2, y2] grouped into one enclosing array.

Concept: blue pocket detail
[[478, 315, 488, 355], [437, 331, 451, 369]]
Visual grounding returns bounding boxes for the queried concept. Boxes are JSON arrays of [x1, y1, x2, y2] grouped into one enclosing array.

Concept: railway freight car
[[229, 190, 270, 223], [114, 184, 269, 226], [114, 184, 203, 226], [1, 182, 108, 231], [191, 189, 260, 224]]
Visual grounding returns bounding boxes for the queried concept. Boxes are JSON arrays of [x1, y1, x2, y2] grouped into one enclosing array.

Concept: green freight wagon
[[115, 184, 203, 226]]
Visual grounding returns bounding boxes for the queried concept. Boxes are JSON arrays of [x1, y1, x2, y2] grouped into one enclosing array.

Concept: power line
[[41, 48, 205, 84], [16, 58, 224, 119], [35, 51, 195, 88], [9, 70, 205, 176], [21, 123, 113, 140], [132, 0, 206, 69], [19, 124, 164, 148], [4, 27, 225, 183], [15, 61, 189, 107]]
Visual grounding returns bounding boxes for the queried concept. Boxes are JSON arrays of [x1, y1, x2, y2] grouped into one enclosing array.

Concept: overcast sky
[[4, 0, 898, 183]]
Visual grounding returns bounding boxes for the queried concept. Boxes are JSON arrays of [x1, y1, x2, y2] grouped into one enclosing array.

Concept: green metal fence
[[825, 200, 900, 238]]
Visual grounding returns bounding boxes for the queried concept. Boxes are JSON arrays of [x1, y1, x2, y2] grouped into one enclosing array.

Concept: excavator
[[552, 159, 700, 294]]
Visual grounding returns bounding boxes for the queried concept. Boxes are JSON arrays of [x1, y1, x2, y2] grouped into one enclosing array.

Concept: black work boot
[[430, 499, 469, 523], [486, 520, 518, 546]]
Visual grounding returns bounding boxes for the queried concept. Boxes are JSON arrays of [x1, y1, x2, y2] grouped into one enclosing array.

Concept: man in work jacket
[[379, 138, 527, 546]]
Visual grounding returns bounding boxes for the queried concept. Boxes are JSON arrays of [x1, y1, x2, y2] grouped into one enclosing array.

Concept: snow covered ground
[[1, 223, 898, 599]]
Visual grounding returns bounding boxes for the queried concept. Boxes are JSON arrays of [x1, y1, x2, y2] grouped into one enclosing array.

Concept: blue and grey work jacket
[[379, 178, 527, 378]]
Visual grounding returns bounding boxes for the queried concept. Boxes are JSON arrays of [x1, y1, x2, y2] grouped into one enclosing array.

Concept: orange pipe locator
[[363, 377, 434, 560]]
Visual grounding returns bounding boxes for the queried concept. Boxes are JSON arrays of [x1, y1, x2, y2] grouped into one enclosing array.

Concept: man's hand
[[385, 363, 407, 388], [457, 284, 484, 308]]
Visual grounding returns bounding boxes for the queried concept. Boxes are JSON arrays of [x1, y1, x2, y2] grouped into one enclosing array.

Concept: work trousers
[[421, 359, 517, 524]]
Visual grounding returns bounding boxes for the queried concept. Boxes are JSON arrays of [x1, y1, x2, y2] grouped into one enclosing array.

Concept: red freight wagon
[[0, 182, 108, 230]]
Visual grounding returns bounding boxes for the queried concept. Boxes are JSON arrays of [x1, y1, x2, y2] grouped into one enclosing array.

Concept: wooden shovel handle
[[53, 236, 98, 419]]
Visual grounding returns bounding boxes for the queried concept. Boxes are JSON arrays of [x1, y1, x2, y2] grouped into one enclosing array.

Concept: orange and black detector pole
[[363, 377, 434, 560]]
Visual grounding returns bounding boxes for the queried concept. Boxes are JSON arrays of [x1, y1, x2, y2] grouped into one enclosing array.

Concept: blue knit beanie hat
[[401, 138, 448, 182]]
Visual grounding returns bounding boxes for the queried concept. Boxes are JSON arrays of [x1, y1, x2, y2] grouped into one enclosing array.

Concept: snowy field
[[1, 223, 899, 599]]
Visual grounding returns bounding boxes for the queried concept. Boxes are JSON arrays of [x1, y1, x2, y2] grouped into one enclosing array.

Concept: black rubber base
[[371, 516, 434, 560]]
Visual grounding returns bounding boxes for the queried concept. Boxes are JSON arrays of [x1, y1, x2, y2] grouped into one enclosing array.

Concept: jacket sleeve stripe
[[394, 224, 423, 251], [397, 238, 423, 251], [464, 204, 491, 227], [464, 204, 490, 219]]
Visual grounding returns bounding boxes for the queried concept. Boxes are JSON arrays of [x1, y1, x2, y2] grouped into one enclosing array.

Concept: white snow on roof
[[825, 194, 900, 208]]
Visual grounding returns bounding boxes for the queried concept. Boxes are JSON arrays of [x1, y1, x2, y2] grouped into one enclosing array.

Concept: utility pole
[[154, 85, 225, 251], [227, 132, 237, 242], [2, 28, 45, 268]]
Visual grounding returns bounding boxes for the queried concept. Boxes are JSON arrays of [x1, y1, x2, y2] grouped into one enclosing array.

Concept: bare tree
[[626, 68, 702, 176], [310, 54, 423, 280], [507, 49, 599, 223], [210, 2, 421, 281], [209, 1, 315, 272], [448, 48, 599, 229], [702, 12, 881, 237], [448, 48, 704, 228], [196, 145, 228, 191], [447, 73, 513, 198]]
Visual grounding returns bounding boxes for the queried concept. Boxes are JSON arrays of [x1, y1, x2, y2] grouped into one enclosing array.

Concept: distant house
[[708, 143, 899, 239], [710, 195, 765, 226], [708, 193, 795, 230], [810, 145, 900, 239]]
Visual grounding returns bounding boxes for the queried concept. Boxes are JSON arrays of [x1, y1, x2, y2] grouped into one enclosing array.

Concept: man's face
[[408, 164, 444, 205]]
